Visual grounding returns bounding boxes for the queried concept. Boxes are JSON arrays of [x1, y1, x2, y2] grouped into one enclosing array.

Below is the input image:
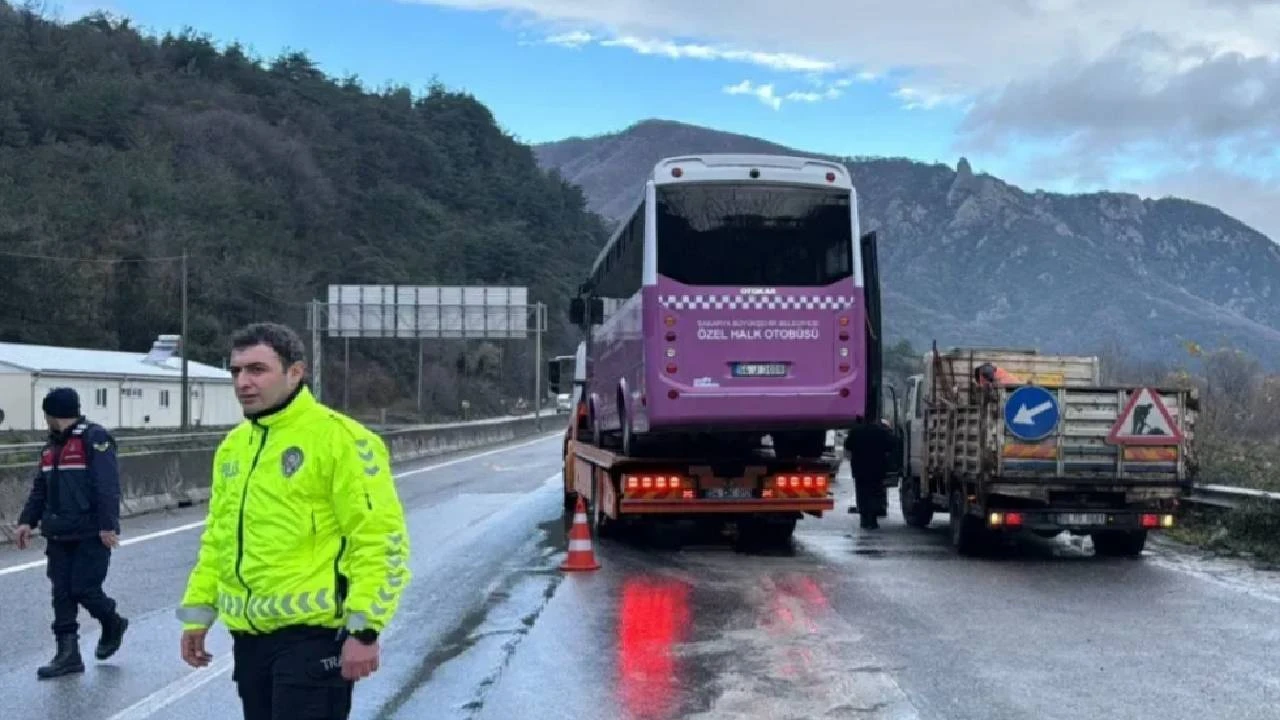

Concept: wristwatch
[[350, 629, 379, 645]]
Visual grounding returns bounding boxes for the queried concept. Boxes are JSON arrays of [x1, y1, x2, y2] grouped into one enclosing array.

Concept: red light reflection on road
[[617, 576, 692, 720], [760, 575, 830, 678]]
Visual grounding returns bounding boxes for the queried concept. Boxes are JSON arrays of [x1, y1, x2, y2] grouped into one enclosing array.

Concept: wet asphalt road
[[1, 434, 1278, 720]]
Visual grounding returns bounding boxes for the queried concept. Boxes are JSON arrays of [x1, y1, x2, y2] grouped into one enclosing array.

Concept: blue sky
[[56, 0, 1280, 241]]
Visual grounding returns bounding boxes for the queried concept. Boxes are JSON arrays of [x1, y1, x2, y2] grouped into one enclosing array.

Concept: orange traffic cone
[[560, 495, 601, 572]]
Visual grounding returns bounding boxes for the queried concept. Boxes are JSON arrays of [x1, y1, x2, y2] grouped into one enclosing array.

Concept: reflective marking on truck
[[1001, 442, 1057, 459], [1122, 446, 1178, 462]]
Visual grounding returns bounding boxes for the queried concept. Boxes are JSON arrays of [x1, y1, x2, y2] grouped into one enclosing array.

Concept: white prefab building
[[0, 340, 241, 431]]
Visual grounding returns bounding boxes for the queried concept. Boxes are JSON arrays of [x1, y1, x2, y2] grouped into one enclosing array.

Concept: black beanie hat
[[42, 387, 81, 419]]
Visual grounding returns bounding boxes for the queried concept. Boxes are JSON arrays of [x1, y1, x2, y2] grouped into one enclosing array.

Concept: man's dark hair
[[230, 322, 307, 368]]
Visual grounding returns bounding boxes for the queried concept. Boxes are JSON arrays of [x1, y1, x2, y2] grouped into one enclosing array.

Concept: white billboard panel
[[326, 285, 529, 339]]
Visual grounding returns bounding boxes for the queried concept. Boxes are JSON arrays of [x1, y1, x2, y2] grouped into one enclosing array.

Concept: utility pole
[[310, 299, 324, 402], [416, 337, 424, 416], [533, 302, 544, 430], [343, 337, 350, 411], [180, 249, 190, 430]]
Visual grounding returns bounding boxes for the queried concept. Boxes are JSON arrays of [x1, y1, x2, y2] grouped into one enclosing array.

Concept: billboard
[[325, 285, 529, 339]]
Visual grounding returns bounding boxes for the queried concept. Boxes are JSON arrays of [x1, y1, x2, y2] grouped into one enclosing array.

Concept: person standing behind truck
[[844, 417, 895, 530]]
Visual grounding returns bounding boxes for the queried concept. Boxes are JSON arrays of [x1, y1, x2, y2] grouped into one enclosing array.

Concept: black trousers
[[231, 625, 355, 720], [852, 465, 887, 525], [45, 538, 117, 636]]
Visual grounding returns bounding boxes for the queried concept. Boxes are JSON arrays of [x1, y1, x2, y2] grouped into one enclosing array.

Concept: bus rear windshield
[[656, 183, 854, 287]]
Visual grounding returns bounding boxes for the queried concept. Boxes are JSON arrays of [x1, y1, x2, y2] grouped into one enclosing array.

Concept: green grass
[[1194, 439, 1280, 492], [1168, 501, 1280, 567]]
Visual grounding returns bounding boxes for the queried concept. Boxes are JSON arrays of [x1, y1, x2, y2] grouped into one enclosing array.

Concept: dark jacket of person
[[19, 418, 121, 540], [844, 421, 895, 482]]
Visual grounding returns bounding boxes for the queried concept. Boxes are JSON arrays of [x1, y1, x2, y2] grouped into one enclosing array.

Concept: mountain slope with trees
[[0, 2, 608, 418]]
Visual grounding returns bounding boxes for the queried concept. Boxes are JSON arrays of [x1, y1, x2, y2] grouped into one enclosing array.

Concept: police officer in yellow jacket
[[176, 322, 410, 720]]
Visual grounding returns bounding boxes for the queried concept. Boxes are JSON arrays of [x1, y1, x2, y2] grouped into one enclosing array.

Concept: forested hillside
[[0, 2, 608, 418]]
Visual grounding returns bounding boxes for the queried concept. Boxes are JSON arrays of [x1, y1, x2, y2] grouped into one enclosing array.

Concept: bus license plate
[[1057, 513, 1106, 526], [732, 362, 788, 377], [706, 487, 753, 499]]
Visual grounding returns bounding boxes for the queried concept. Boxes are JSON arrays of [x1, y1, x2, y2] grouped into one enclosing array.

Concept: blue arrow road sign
[[1003, 385, 1060, 441]]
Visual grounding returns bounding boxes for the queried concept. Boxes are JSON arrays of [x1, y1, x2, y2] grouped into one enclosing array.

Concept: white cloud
[[400, 0, 1280, 238], [893, 86, 967, 111], [722, 79, 849, 109], [598, 36, 835, 73], [544, 30, 593, 48], [723, 80, 782, 110]]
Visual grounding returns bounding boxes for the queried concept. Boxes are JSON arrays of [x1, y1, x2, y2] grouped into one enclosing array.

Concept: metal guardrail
[[1187, 484, 1280, 510], [0, 412, 546, 456]]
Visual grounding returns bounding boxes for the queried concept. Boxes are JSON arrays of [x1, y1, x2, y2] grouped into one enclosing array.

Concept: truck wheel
[[900, 476, 933, 528], [620, 406, 634, 457], [1091, 530, 1147, 557], [949, 491, 986, 556], [591, 479, 614, 539]]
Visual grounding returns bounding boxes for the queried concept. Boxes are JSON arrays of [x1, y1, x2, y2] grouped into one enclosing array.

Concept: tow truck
[[547, 341, 839, 546]]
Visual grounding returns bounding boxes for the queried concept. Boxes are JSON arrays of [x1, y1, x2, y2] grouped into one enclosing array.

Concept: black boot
[[37, 633, 84, 679], [96, 614, 128, 660]]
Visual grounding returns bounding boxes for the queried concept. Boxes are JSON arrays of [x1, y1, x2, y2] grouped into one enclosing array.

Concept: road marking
[[106, 655, 234, 720], [0, 432, 559, 578]]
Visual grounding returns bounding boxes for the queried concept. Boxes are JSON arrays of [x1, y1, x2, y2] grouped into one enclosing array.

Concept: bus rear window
[[655, 183, 853, 286]]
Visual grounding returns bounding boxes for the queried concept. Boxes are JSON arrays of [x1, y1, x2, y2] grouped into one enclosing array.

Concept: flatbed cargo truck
[[548, 342, 838, 546], [895, 344, 1198, 557]]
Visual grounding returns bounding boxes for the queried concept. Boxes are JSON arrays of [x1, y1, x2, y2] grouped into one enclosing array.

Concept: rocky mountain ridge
[[535, 119, 1280, 367]]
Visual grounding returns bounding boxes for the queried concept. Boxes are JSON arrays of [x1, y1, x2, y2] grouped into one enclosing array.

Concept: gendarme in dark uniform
[[15, 387, 129, 679], [844, 418, 895, 530]]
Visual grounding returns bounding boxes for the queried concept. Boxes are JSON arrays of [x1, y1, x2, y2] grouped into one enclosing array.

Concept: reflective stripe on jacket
[[177, 386, 410, 635]]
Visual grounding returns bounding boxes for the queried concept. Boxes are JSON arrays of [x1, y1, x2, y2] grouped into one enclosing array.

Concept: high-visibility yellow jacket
[[177, 386, 410, 635]]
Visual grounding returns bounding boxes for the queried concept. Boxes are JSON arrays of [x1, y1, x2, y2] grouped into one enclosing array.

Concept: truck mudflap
[[984, 508, 1176, 532]]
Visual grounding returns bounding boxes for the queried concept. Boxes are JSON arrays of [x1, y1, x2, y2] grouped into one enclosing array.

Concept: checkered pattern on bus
[[658, 294, 856, 311]]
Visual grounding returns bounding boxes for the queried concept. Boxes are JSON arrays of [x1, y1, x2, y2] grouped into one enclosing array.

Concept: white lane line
[[0, 432, 560, 578], [106, 655, 234, 720]]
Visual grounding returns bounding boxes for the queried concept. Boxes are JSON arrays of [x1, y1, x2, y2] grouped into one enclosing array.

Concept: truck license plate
[[1057, 513, 1106, 526], [732, 362, 788, 377], [706, 487, 753, 499]]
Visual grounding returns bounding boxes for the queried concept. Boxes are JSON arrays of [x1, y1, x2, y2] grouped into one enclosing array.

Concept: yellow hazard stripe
[[1002, 442, 1057, 459], [1122, 446, 1178, 462]]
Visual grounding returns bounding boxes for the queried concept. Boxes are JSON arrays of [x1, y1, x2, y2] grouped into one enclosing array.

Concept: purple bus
[[569, 154, 883, 460]]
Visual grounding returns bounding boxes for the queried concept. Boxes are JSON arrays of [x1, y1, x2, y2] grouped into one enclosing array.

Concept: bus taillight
[[826, 172, 836, 182], [665, 363, 677, 374]]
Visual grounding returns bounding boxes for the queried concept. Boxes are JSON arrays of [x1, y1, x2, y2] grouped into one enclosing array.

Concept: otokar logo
[[738, 287, 777, 295]]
